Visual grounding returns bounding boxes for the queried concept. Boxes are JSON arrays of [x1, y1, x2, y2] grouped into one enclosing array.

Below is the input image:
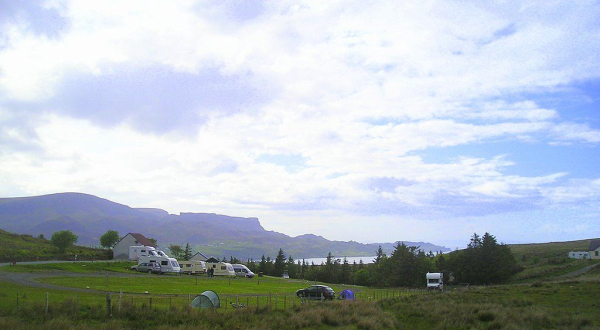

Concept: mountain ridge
[[0, 192, 450, 259]]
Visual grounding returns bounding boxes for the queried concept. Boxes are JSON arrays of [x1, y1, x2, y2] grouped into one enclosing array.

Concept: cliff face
[[0, 192, 449, 259]]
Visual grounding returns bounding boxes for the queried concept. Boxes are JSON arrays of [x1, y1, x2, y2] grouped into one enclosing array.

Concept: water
[[301, 256, 377, 265]]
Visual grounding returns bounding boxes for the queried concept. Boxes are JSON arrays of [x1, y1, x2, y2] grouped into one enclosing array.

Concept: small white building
[[589, 240, 600, 260], [190, 252, 209, 262], [113, 233, 156, 260], [568, 251, 590, 259]]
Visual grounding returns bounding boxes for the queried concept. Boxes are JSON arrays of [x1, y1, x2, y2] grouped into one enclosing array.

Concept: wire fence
[[4, 288, 429, 317]]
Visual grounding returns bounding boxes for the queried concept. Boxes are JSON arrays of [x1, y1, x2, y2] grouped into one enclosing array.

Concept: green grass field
[[1, 238, 600, 329]]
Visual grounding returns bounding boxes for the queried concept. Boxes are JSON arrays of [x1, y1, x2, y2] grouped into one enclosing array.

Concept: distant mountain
[[0, 193, 450, 259]]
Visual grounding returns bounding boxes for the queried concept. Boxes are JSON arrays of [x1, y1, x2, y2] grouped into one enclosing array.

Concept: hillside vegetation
[[0, 229, 109, 262], [508, 238, 598, 282]]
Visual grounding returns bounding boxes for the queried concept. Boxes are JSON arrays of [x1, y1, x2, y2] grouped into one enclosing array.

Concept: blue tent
[[190, 290, 221, 308], [337, 289, 355, 300]]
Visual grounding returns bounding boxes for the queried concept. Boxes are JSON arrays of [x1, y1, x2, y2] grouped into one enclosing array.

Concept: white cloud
[[0, 1, 599, 245]]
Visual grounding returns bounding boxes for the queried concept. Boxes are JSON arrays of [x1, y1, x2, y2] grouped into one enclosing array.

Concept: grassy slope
[[508, 238, 598, 283], [0, 229, 110, 262]]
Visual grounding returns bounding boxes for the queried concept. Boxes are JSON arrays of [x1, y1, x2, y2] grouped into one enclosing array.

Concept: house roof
[[205, 257, 221, 263], [588, 239, 600, 251], [120, 233, 155, 247], [191, 252, 208, 260]]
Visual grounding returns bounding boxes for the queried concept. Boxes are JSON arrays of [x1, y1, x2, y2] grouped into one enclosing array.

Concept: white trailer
[[206, 261, 235, 277], [138, 252, 181, 274], [180, 260, 207, 274], [426, 272, 444, 291], [128, 245, 156, 260], [232, 264, 255, 278]]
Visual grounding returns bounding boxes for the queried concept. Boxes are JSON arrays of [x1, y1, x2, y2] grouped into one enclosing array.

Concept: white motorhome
[[232, 264, 255, 278], [138, 250, 180, 274], [205, 260, 235, 277], [128, 245, 156, 260], [180, 260, 207, 275], [426, 272, 444, 291]]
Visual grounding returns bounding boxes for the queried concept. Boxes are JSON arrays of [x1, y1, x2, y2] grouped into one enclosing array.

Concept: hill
[[508, 239, 598, 282], [0, 193, 449, 259], [0, 229, 109, 262]]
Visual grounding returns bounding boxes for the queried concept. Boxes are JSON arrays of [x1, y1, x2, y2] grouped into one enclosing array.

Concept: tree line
[[239, 232, 521, 287]]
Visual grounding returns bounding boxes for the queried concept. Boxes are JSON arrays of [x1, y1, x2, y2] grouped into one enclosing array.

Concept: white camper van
[[426, 272, 444, 291], [180, 260, 207, 275], [128, 245, 156, 260], [138, 250, 180, 274], [206, 261, 236, 277], [232, 264, 255, 278]]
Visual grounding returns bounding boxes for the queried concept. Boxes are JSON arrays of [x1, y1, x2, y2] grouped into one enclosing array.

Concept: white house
[[113, 233, 156, 260], [190, 252, 209, 262], [589, 240, 600, 260], [568, 251, 590, 259]]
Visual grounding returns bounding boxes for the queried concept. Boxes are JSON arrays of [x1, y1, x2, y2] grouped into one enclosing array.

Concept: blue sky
[[0, 0, 599, 249]]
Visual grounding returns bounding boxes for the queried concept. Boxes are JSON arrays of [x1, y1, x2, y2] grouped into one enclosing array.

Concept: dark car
[[132, 262, 161, 274], [295, 285, 335, 300]]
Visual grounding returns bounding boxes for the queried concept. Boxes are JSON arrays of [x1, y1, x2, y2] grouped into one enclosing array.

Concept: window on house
[[596, 251, 599, 257]]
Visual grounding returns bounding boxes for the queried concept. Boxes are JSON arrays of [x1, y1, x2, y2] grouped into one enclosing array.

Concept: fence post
[[275, 294, 278, 310], [149, 297, 152, 309], [169, 297, 172, 310], [16, 292, 19, 315], [106, 294, 112, 318], [45, 292, 49, 314], [257, 295, 259, 309], [119, 289, 122, 313], [76, 294, 79, 312], [188, 294, 190, 305]]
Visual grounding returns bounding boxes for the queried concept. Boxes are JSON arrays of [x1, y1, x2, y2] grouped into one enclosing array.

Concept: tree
[[99, 230, 120, 249], [51, 230, 78, 254], [448, 232, 522, 285], [374, 245, 386, 264], [273, 248, 286, 277], [183, 243, 192, 260], [169, 244, 183, 258], [148, 238, 157, 246]]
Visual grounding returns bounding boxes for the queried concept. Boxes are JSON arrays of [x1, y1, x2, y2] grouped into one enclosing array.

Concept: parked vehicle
[[180, 260, 207, 275], [426, 272, 444, 290], [128, 245, 156, 260], [205, 261, 236, 277], [295, 285, 335, 300], [138, 253, 181, 274], [232, 264, 255, 278], [131, 262, 161, 274]]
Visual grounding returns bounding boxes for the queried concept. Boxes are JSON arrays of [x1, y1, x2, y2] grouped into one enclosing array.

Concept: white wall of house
[[568, 251, 590, 259], [114, 234, 146, 259], [591, 248, 600, 260]]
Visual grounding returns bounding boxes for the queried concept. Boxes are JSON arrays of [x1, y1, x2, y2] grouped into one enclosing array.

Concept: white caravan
[[138, 251, 180, 274], [128, 245, 156, 260], [206, 261, 236, 277], [426, 272, 444, 291], [232, 264, 255, 278], [180, 260, 207, 275]]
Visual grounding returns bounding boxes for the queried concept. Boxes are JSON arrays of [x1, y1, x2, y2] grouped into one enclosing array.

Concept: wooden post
[[188, 294, 190, 305], [16, 292, 19, 314], [169, 297, 172, 309], [119, 289, 122, 312], [106, 294, 111, 318], [105, 272, 108, 288], [76, 294, 79, 312], [45, 292, 49, 314], [149, 297, 152, 309], [257, 295, 259, 309]]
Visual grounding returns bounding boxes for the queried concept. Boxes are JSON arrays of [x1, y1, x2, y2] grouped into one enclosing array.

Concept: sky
[[0, 0, 599, 249]]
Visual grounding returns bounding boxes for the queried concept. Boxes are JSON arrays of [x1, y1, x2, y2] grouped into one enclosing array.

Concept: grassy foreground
[[1, 277, 599, 329]]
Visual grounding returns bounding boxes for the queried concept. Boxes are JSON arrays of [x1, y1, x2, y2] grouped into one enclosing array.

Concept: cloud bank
[[0, 0, 599, 247]]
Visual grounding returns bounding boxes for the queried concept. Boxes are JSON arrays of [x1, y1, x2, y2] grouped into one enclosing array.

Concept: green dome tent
[[190, 290, 221, 308]]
